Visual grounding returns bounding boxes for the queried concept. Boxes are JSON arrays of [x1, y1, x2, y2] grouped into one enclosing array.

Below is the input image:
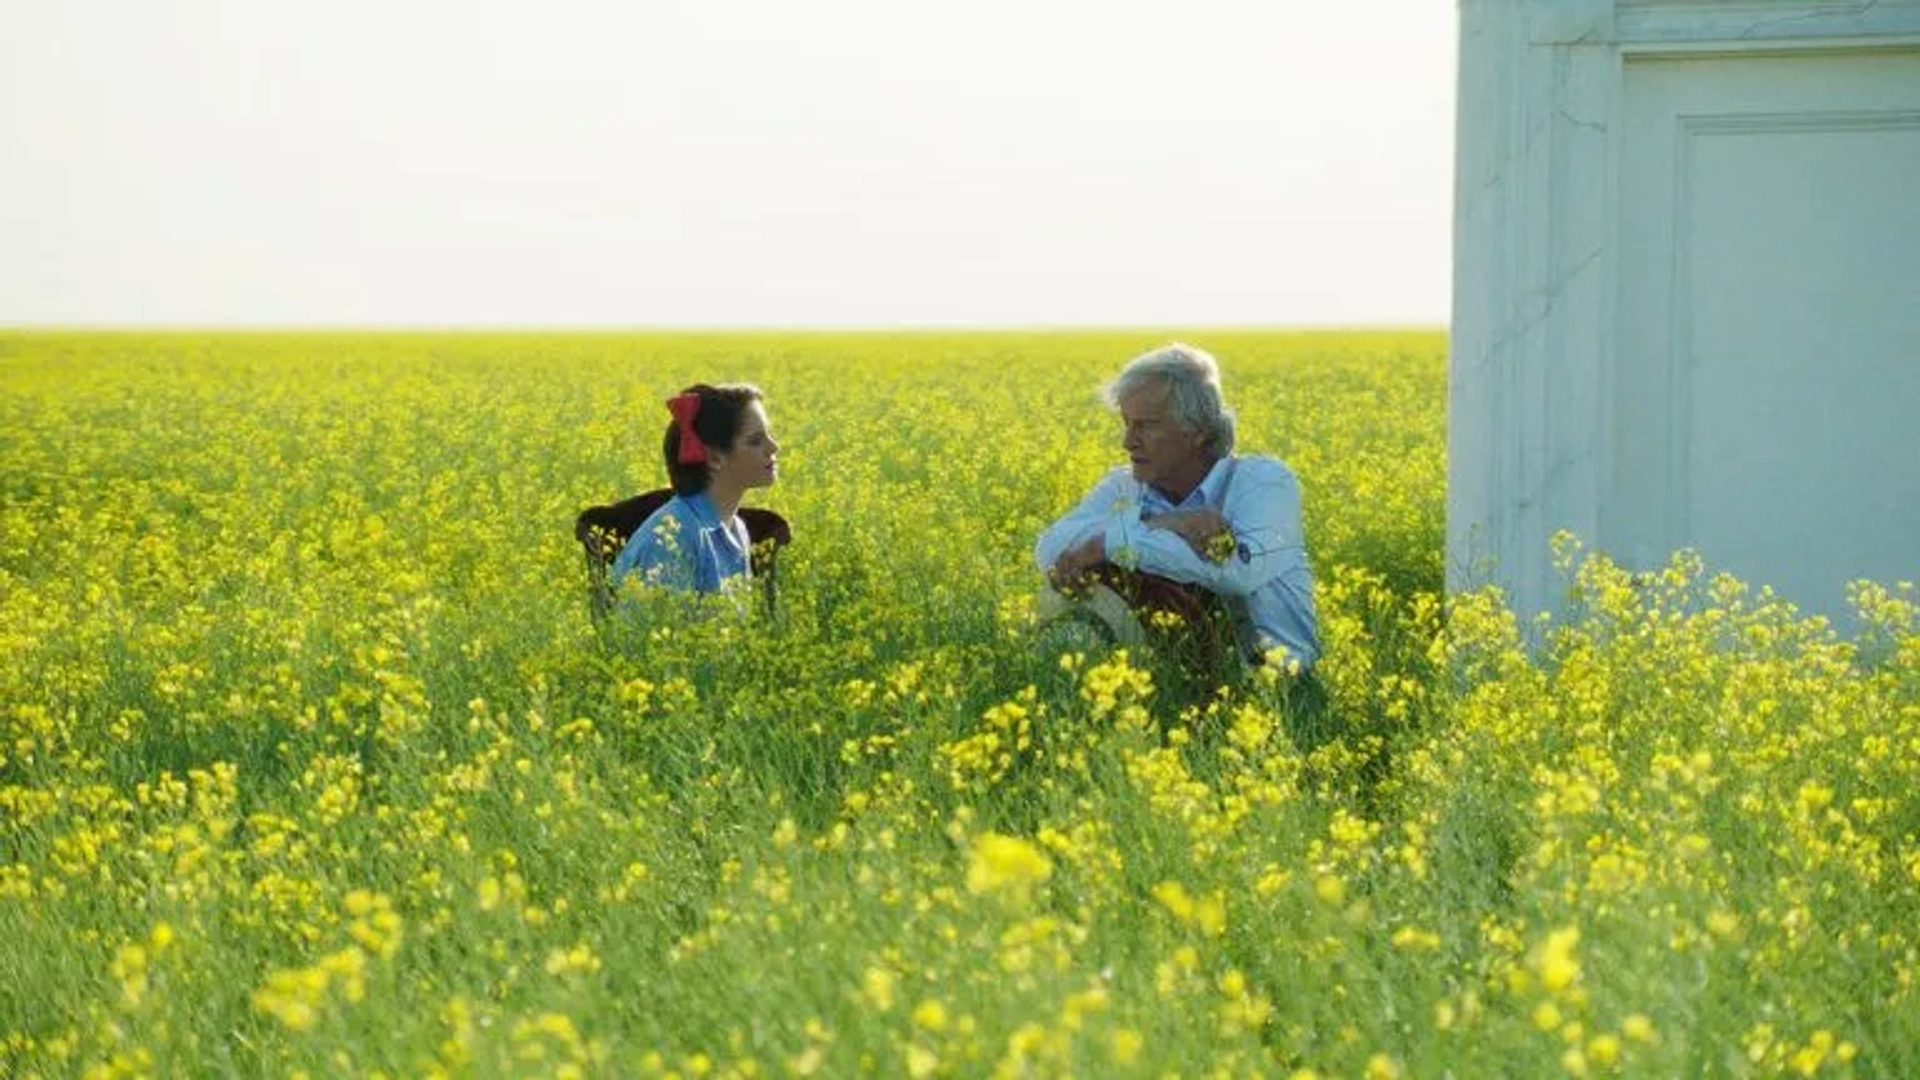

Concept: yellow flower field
[[2, 331, 1915, 1077]]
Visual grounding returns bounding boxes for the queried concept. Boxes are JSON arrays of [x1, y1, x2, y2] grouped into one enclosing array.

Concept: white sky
[[0, 1, 1456, 328]]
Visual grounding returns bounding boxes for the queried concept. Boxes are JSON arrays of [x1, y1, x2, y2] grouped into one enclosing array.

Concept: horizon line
[[1, 321, 1450, 335]]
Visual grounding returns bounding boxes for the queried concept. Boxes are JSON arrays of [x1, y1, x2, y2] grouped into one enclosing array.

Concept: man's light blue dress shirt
[[1034, 456, 1320, 668], [610, 491, 751, 596]]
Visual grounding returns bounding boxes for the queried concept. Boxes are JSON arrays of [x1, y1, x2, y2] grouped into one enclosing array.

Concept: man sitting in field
[[1035, 343, 1320, 672]]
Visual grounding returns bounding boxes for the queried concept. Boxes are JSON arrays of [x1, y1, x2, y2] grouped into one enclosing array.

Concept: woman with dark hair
[[609, 383, 779, 595]]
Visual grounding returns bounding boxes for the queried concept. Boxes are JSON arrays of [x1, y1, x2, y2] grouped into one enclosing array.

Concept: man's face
[[1119, 381, 1208, 493]]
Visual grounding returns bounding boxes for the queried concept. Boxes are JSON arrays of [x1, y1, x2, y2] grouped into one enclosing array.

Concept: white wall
[[1451, 0, 1920, 629]]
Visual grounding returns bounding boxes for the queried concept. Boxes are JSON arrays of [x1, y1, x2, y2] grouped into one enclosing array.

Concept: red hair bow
[[667, 393, 707, 464]]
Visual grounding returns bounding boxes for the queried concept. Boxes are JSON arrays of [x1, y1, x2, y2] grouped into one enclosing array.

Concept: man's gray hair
[[1101, 342, 1236, 457]]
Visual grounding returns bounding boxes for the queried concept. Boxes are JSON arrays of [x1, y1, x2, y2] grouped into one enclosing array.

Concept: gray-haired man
[[1034, 343, 1320, 670]]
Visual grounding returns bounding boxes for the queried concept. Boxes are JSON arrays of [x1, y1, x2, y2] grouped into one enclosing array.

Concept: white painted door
[[1613, 49, 1920, 624]]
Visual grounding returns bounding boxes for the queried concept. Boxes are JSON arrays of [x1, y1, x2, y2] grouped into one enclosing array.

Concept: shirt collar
[[683, 491, 749, 548], [1143, 456, 1234, 509], [1193, 456, 1236, 504], [681, 491, 722, 528]]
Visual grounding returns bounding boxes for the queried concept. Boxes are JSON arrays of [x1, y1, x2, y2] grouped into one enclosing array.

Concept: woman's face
[[709, 401, 779, 490]]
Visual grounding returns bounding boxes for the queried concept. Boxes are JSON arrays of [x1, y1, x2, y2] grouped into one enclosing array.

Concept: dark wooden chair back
[[1086, 563, 1241, 676], [575, 488, 792, 620]]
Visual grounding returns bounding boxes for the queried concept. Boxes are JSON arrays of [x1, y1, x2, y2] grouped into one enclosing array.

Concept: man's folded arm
[[1034, 469, 1130, 572], [1103, 470, 1303, 598]]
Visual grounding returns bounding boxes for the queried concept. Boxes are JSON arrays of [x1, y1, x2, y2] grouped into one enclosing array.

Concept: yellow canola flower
[[911, 999, 949, 1032], [1533, 927, 1581, 994], [1621, 1014, 1658, 1043], [1364, 1054, 1401, 1080], [1786, 1030, 1855, 1076], [252, 958, 350, 1032], [252, 970, 325, 1032], [1796, 783, 1835, 815], [905, 1044, 939, 1078], [966, 833, 1053, 899], [1255, 864, 1293, 897], [109, 942, 151, 1007], [860, 966, 897, 1013], [344, 890, 404, 960], [1391, 926, 1441, 951], [544, 943, 602, 977], [1151, 881, 1211, 927], [1314, 874, 1346, 906]]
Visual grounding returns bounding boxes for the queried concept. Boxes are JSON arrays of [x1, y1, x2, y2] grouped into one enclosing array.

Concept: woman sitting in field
[[610, 383, 779, 596]]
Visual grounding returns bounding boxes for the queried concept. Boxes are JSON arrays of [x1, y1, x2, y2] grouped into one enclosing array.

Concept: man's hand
[[1047, 535, 1105, 590], [1144, 507, 1231, 561]]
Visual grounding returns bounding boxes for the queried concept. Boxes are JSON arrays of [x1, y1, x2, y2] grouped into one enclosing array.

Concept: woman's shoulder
[[633, 495, 697, 544], [642, 493, 691, 519]]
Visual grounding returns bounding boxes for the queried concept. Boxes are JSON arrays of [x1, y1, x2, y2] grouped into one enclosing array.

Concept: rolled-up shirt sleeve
[[1034, 467, 1133, 573], [1104, 465, 1305, 599]]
